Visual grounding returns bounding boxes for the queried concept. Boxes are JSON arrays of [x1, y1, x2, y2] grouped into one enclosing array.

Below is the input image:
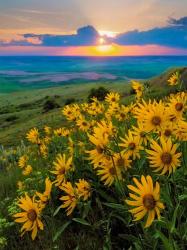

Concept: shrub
[[64, 98, 76, 106], [43, 99, 60, 112], [88, 87, 109, 102], [5, 115, 18, 122]]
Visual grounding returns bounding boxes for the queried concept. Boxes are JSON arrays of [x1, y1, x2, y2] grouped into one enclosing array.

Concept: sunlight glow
[[99, 30, 118, 38], [99, 37, 105, 45]]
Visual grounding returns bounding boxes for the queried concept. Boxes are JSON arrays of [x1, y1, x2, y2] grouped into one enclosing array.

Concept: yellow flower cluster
[[13, 76, 187, 240]]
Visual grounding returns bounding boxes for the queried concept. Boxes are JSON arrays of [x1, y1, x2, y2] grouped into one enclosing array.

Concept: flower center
[[151, 116, 161, 126], [143, 194, 155, 210], [161, 152, 172, 164], [175, 103, 183, 111], [82, 122, 88, 127], [164, 129, 172, 137], [140, 131, 146, 137], [59, 168, 65, 175], [117, 158, 125, 166], [128, 142, 136, 150], [27, 209, 37, 221], [111, 97, 116, 102], [120, 113, 125, 119], [96, 146, 104, 154], [109, 166, 117, 176]]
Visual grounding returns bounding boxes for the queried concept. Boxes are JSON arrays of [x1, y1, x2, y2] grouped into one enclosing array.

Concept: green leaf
[[170, 203, 180, 233], [179, 194, 187, 201], [82, 201, 91, 219], [53, 221, 71, 242], [102, 202, 126, 211], [53, 205, 61, 217], [72, 218, 91, 226], [154, 230, 174, 250]]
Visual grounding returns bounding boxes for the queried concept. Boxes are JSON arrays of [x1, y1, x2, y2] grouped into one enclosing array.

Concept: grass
[[0, 80, 133, 146]]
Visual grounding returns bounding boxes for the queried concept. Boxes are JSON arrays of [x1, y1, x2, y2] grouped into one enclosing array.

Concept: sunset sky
[[0, 0, 187, 56]]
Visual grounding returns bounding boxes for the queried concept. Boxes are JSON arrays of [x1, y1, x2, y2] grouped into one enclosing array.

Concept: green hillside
[[0, 67, 186, 146]]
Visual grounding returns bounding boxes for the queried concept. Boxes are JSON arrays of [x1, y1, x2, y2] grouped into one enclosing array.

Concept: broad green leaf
[[53, 221, 71, 242]]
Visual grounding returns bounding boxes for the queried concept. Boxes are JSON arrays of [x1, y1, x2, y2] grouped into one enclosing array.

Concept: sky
[[0, 0, 187, 56]]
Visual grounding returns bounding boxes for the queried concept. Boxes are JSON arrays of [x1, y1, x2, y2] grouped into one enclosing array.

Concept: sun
[[99, 37, 105, 45]]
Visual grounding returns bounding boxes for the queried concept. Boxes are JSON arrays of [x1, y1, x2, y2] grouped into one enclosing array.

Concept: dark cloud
[[168, 16, 187, 26], [0, 17, 187, 48], [114, 16, 187, 48], [23, 26, 101, 46]]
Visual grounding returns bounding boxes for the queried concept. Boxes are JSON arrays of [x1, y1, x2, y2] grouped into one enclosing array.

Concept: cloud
[[0, 25, 104, 46], [114, 16, 187, 49], [168, 16, 187, 26], [0, 17, 187, 48]]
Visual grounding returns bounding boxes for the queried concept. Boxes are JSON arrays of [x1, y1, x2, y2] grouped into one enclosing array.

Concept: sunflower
[[113, 152, 132, 170], [76, 179, 91, 201], [131, 80, 144, 99], [105, 92, 120, 103], [76, 116, 90, 131], [39, 143, 48, 158], [146, 137, 181, 175], [160, 122, 175, 139], [22, 165, 32, 176], [132, 123, 150, 146], [18, 155, 28, 169], [51, 154, 73, 186], [174, 120, 187, 141], [44, 126, 51, 135], [115, 105, 129, 121], [13, 194, 44, 240], [125, 175, 164, 228], [166, 94, 187, 121], [167, 72, 180, 86], [59, 182, 78, 216], [97, 158, 122, 186], [87, 131, 109, 167], [36, 178, 52, 208], [140, 101, 166, 132], [54, 127, 70, 137], [133, 100, 166, 132], [62, 104, 80, 121], [119, 131, 143, 160], [26, 128, 40, 144]]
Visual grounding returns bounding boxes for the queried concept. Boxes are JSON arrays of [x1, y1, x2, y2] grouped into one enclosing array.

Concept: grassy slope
[[1, 67, 186, 146], [0, 81, 131, 146]]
